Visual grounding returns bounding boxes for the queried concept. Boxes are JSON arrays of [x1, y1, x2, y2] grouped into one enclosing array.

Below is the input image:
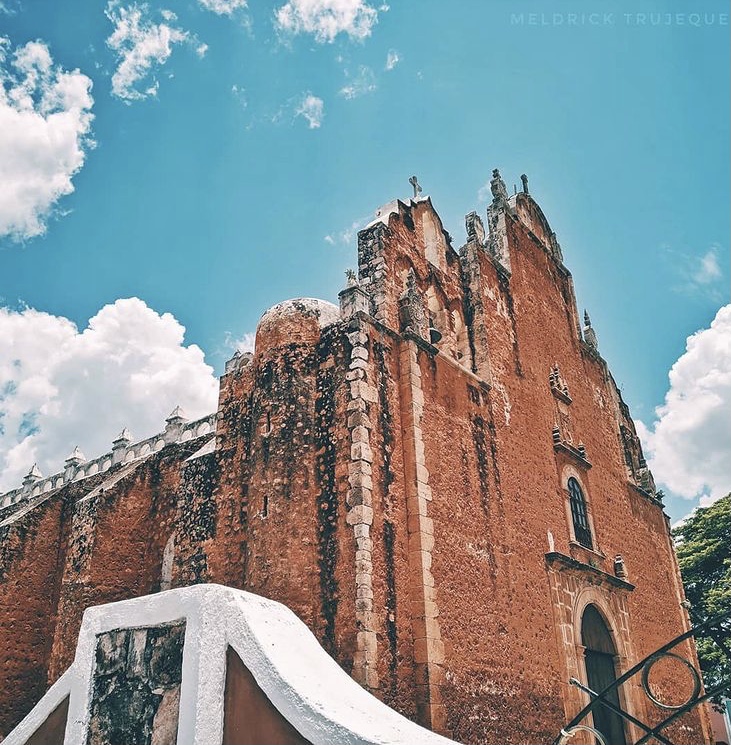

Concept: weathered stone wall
[[0, 490, 69, 735], [88, 621, 184, 745], [0, 440, 206, 736], [0, 181, 709, 744], [48, 442, 201, 682], [367, 326, 419, 721]]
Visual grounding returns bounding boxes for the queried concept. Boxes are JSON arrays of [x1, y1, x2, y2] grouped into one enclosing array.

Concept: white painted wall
[[4, 585, 458, 745]]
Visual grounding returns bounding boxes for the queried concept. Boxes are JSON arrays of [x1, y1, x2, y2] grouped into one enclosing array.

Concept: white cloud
[[224, 331, 255, 353], [385, 49, 399, 70], [667, 243, 725, 300], [0, 298, 219, 493], [324, 214, 369, 246], [339, 64, 376, 99], [692, 245, 722, 285], [0, 37, 94, 241], [105, 2, 196, 101], [198, 0, 247, 14], [477, 182, 491, 203], [294, 92, 323, 128], [637, 304, 731, 506], [275, 0, 382, 43]]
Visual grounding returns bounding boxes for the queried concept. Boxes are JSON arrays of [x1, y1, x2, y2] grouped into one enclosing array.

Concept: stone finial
[[113, 427, 133, 446], [164, 406, 188, 444], [490, 168, 509, 204], [549, 364, 571, 400], [166, 406, 187, 423], [65, 446, 86, 466], [465, 211, 486, 246], [225, 351, 253, 374], [339, 272, 371, 318], [64, 446, 86, 483], [613, 554, 628, 579], [398, 269, 428, 339], [583, 310, 598, 350], [405, 270, 416, 292], [520, 174, 529, 194], [112, 427, 133, 465], [225, 350, 242, 374], [27, 463, 42, 479], [22, 464, 43, 488]]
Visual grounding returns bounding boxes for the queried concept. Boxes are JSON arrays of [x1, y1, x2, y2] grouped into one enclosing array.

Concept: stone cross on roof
[[409, 175, 422, 200]]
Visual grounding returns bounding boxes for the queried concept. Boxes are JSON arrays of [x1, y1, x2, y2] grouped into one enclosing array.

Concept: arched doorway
[[581, 604, 627, 745]]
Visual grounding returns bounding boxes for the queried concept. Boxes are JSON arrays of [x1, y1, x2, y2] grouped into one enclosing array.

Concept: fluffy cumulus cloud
[[637, 305, 731, 506], [198, 0, 247, 15], [106, 2, 199, 101], [275, 0, 382, 43], [0, 298, 219, 493], [0, 37, 94, 241], [294, 92, 323, 128]]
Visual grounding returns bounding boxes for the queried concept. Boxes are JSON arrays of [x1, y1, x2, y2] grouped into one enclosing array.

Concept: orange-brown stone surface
[[0, 179, 711, 744]]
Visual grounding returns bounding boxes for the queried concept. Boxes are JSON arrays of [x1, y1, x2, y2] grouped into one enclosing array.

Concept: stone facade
[[0, 172, 711, 744]]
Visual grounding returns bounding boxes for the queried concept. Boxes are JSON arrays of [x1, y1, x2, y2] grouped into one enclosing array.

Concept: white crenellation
[[0, 412, 217, 512]]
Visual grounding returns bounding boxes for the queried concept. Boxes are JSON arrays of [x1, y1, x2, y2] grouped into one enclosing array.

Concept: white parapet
[[4, 584, 458, 745], [0, 412, 217, 512]]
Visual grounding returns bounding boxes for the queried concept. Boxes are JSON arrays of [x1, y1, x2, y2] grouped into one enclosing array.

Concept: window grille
[[568, 477, 593, 549]]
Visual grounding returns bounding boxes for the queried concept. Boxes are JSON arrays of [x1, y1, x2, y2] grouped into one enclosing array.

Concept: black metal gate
[[554, 610, 731, 745]]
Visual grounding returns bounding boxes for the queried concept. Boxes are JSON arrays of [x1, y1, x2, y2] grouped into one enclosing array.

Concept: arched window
[[568, 477, 593, 549]]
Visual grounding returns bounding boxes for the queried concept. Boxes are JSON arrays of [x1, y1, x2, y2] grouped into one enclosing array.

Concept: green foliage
[[672, 494, 731, 701]]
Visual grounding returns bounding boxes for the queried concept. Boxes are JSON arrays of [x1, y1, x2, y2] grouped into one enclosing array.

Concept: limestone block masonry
[[0, 171, 712, 745]]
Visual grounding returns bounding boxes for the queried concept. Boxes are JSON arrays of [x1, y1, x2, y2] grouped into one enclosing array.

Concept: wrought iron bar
[[553, 612, 731, 745], [634, 682, 731, 745], [568, 678, 675, 745]]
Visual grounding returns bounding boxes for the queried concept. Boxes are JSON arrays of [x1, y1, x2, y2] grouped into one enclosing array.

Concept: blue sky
[[0, 0, 729, 521]]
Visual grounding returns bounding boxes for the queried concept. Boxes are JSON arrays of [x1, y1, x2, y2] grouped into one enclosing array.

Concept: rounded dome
[[255, 298, 340, 358]]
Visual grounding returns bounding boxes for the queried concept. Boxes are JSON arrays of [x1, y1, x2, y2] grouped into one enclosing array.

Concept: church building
[[0, 171, 710, 744]]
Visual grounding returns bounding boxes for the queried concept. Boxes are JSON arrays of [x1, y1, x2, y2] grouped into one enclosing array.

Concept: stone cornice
[[545, 551, 635, 592]]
